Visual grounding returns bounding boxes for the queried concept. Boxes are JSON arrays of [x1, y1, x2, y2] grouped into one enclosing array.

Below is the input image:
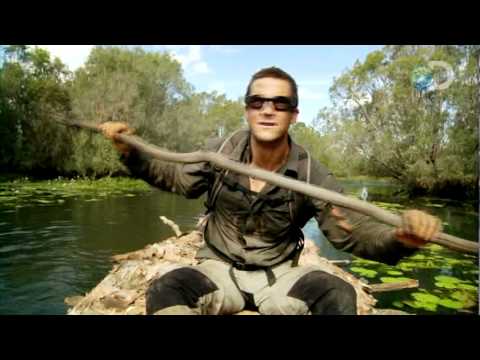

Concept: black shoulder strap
[[205, 128, 248, 212], [288, 147, 311, 222], [288, 146, 311, 266]]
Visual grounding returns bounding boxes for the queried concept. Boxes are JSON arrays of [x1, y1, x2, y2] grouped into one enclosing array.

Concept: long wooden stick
[[62, 121, 479, 255], [366, 279, 419, 293]]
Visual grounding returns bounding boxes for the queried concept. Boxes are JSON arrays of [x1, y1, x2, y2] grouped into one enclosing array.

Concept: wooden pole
[[60, 120, 479, 255]]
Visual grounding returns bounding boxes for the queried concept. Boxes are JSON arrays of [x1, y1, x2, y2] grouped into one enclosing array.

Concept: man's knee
[[287, 271, 357, 315], [146, 267, 218, 315]]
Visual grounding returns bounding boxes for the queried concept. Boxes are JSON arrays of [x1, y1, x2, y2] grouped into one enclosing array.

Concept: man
[[100, 66, 441, 315]]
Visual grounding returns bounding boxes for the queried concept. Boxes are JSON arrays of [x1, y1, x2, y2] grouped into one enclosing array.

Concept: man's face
[[245, 77, 298, 143]]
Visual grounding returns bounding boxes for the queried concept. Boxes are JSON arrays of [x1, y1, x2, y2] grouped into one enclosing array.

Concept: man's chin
[[251, 130, 282, 143]]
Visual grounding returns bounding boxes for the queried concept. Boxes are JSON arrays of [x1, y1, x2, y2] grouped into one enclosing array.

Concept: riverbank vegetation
[[0, 45, 478, 200], [0, 176, 150, 210]]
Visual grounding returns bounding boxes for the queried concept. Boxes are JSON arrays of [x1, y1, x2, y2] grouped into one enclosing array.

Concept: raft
[[65, 221, 416, 315]]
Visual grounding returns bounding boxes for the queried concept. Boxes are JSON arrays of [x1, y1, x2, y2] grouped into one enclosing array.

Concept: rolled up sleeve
[[310, 164, 416, 265]]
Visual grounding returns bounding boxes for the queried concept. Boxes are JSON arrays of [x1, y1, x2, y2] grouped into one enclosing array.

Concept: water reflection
[[0, 190, 205, 314], [0, 180, 477, 314]]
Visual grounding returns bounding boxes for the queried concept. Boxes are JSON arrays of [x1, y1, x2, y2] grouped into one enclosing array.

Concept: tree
[[67, 46, 192, 176], [66, 46, 245, 176], [0, 45, 73, 174], [318, 45, 478, 197]]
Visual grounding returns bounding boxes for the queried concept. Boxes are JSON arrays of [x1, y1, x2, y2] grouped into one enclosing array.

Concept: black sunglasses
[[245, 95, 297, 112]]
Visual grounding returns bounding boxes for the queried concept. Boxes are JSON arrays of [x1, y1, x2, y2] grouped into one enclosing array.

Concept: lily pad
[[438, 299, 464, 310], [386, 270, 404, 276], [412, 292, 440, 303], [458, 283, 477, 291], [397, 262, 416, 272], [392, 301, 404, 309], [450, 291, 478, 308], [350, 267, 378, 279], [351, 258, 380, 266], [409, 254, 426, 260], [404, 300, 437, 312], [434, 275, 478, 291], [402, 292, 444, 312], [444, 258, 476, 266], [380, 276, 415, 284], [426, 244, 444, 252]]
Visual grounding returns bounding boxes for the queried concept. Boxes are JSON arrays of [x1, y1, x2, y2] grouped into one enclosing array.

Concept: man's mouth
[[258, 121, 277, 127]]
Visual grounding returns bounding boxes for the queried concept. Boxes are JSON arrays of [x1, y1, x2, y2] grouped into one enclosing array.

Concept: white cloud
[[298, 87, 326, 101], [33, 45, 213, 75], [208, 45, 241, 54], [192, 62, 210, 74], [165, 45, 211, 75], [170, 45, 201, 67], [34, 45, 94, 71]]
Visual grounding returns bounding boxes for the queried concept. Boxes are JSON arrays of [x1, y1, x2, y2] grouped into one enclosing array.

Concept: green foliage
[[1, 45, 477, 193], [0, 176, 150, 210], [314, 45, 478, 198], [0, 45, 73, 173], [1, 45, 244, 177], [67, 46, 244, 175]]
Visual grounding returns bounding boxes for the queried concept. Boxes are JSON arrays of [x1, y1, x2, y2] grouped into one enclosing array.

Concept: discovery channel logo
[[411, 61, 454, 93]]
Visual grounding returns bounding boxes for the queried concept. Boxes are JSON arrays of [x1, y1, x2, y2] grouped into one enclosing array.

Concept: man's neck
[[250, 134, 290, 172]]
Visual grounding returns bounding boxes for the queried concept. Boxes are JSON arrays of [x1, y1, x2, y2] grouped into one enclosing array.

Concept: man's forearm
[[121, 149, 178, 193], [321, 207, 417, 265]]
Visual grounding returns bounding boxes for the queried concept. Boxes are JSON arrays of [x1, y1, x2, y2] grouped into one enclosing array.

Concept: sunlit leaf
[[438, 299, 464, 309], [350, 267, 378, 278], [380, 276, 415, 283], [386, 270, 404, 276]]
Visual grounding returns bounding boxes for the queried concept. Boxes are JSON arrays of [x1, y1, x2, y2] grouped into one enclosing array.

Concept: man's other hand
[[395, 209, 442, 248], [98, 121, 135, 156]]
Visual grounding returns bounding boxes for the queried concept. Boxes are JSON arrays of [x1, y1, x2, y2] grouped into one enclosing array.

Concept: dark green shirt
[[122, 129, 416, 267]]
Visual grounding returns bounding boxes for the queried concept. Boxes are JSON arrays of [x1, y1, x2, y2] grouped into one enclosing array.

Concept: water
[[0, 180, 477, 314], [0, 189, 205, 315]]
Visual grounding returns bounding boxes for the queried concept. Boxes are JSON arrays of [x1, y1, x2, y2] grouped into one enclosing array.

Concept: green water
[[305, 179, 478, 315], [0, 178, 477, 314]]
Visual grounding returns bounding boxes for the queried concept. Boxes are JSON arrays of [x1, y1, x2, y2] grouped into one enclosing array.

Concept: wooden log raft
[[65, 222, 414, 315]]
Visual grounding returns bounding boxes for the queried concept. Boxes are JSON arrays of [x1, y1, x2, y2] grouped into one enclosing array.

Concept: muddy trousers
[[145, 259, 357, 315]]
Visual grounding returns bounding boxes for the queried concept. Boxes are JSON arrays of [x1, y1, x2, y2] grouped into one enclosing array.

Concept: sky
[[35, 45, 383, 125]]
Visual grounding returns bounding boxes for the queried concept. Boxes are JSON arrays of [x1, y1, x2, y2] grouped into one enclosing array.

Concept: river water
[[0, 179, 477, 314]]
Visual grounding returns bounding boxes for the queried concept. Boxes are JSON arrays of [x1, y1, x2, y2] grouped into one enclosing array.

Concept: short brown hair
[[245, 66, 298, 108]]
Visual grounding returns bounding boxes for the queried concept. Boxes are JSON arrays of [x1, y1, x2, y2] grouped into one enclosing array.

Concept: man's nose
[[260, 100, 275, 113]]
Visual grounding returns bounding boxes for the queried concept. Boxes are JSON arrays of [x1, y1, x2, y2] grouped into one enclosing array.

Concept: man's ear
[[290, 110, 298, 125]]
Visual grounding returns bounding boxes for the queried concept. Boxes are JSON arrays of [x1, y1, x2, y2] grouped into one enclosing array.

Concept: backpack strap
[[204, 128, 248, 213], [204, 132, 312, 270], [288, 147, 311, 267], [288, 147, 311, 223]]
